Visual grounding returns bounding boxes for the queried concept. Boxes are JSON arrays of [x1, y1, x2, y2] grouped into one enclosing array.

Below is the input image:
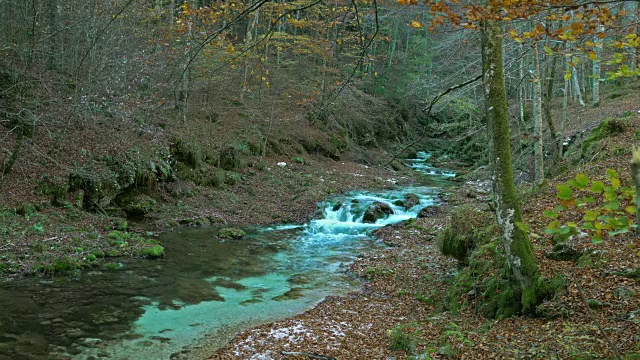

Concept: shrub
[[171, 138, 202, 168], [35, 175, 68, 206], [225, 172, 241, 186], [388, 324, 417, 352], [541, 170, 635, 245], [220, 143, 250, 170]]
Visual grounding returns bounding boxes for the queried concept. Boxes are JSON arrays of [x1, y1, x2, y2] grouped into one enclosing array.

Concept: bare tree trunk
[[481, 19, 540, 312], [561, 52, 569, 157], [543, 46, 560, 163], [241, 1, 259, 101], [532, 41, 544, 185], [48, 0, 62, 71], [519, 43, 525, 125], [387, 21, 398, 70], [592, 25, 604, 107], [571, 63, 585, 106]]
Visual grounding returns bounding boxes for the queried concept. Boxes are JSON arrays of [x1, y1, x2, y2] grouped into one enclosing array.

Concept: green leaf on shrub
[[609, 228, 629, 236], [543, 210, 559, 219], [616, 216, 629, 227], [565, 179, 577, 188], [547, 220, 560, 229], [591, 236, 604, 245], [554, 205, 565, 212], [582, 222, 595, 230], [607, 217, 622, 229], [558, 226, 572, 235], [544, 228, 557, 235], [625, 205, 636, 214], [583, 210, 598, 222], [556, 184, 573, 201], [515, 221, 531, 233], [606, 169, 618, 181], [610, 177, 621, 190], [583, 196, 596, 204], [619, 187, 634, 198], [604, 188, 617, 201], [604, 201, 620, 211], [575, 173, 589, 189], [590, 181, 605, 194]]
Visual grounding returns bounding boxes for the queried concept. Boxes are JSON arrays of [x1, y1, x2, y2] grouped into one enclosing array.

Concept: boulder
[[118, 193, 156, 216], [362, 202, 394, 223], [417, 206, 439, 218], [545, 242, 582, 261], [403, 193, 420, 209]]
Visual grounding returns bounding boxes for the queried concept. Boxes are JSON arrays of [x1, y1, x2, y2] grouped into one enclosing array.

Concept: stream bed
[[0, 152, 454, 360]]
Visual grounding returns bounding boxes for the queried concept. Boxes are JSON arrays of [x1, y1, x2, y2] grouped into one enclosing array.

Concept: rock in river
[[362, 201, 394, 223]]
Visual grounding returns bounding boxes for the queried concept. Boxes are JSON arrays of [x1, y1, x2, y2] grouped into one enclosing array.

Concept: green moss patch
[[218, 227, 246, 240]]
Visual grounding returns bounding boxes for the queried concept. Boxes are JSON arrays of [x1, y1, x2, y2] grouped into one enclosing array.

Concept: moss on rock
[[117, 193, 157, 216], [218, 227, 247, 240], [139, 245, 164, 258], [437, 206, 485, 263]]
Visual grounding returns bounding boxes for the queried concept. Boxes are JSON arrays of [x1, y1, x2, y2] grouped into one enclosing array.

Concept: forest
[[1, 0, 640, 359]]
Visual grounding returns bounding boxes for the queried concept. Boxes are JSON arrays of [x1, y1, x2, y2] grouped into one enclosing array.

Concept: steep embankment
[[0, 79, 423, 278]]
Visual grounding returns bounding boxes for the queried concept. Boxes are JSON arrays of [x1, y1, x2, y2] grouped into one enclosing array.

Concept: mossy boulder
[[139, 245, 164, 258], [581, 118, 628, 157], [69, 162, 120, 210], [437, 206, 483, 263], [218, 227, 247, 240], [35, 175, 69, 206], [53, 256, 82, 272], [545, 242, 583, 262], [171, 138, 202, 168], [220, 144, 250, 170], [362, 202, 394, 223], [175, 163, 226, 187], [403, 193, 420, 209], [437, 227, 475, 263], [418, 205, 439, 218], [117, 193, 157, 216], [69, 147, 171, 211]]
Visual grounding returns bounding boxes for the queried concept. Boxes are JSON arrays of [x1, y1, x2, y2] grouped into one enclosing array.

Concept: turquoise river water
[[0, 152, 454, 359]]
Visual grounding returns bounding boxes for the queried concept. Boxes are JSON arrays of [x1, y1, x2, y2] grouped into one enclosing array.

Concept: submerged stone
[[272, 287, 305, 301], [240, 299, 263, 306], [287, 274, 312, 285], [211, 278, 248, 290], [217, 227, 247, 240]]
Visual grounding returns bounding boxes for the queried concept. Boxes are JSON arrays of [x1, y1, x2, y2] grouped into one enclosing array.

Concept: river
[[0, 151, 454, 360]]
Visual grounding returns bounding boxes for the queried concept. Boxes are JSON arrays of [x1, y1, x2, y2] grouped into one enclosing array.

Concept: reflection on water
[[0, 152, 452, 359]]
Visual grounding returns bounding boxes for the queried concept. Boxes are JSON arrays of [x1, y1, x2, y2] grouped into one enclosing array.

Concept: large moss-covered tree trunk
[[481, 19, 540, 312]]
